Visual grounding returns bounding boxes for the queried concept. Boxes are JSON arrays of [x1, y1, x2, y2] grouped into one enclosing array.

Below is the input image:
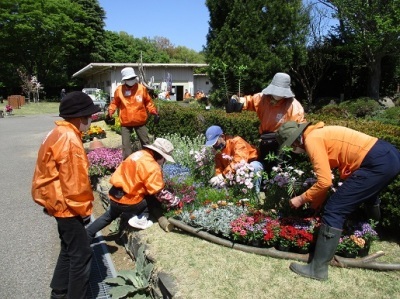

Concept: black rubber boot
[[289, 224, 342, 281], [364, 203, 381, 221]]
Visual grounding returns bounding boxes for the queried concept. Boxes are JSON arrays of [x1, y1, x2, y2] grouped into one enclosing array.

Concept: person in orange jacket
[[86, 138, 180, 239], [276, 121, 400, 281], [204, 125, 263, 194], [32, 91, 101, 299], [184, 89, 192, 99], [108, 67, 160, 160], [240, 72, 306, 170]]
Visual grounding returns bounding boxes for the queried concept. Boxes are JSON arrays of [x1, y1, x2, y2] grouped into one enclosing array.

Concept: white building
[[72, 63, 212, 101]]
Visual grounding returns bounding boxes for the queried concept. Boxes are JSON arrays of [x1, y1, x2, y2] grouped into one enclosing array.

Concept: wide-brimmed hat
[[121, 67, 137, 81], [262, 72, 295, 98], [143, 138, 175, 163], [59, 91, 101, 118], [205, 125, 223, 146], [277, 121, 311, 150]]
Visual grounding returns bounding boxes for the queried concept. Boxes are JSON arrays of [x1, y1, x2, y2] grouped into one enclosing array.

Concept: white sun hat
[[143, 138, 175, 163], [121, 67, 138, 81], [262, 72, 295, 98]]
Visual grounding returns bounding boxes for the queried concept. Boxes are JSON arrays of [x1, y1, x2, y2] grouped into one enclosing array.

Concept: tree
[[318, 0, 400, 99], [0, 0, 105, 95], [204, 0, 309, 105], [290, 2, 338, 109]]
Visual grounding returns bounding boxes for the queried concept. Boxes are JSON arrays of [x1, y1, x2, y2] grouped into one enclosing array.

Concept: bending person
[[86, 138, 180, 240], [205, 125, 263, 195], [276, 121, 400, 281]]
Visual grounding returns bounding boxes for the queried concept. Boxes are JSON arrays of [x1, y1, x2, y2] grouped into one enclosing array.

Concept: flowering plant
[[5, 104, 13, 113], [224, 157, 260, 199], [82, 125, 106, 142], [278, 217, 318, 249], [87, 147, 123, 177], [230, 213, 266, 244], [352, 220, 379, 244], [262, 149, 316, 212], [189, 146, 215, 182], [336, 235, 365, 256], [262, 217, 281, 246]]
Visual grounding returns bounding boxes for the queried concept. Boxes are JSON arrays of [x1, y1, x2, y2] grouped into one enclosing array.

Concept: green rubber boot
[[289, 224, 342, 281]]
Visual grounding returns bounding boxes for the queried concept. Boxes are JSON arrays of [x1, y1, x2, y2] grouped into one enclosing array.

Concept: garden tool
[[289, 223, 342, 281]]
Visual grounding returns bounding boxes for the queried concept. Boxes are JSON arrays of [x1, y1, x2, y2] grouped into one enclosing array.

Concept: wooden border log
[[168, 218, 400, 271]]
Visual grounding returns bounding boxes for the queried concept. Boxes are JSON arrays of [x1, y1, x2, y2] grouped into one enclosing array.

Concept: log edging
[[168, 217, 400, 271]]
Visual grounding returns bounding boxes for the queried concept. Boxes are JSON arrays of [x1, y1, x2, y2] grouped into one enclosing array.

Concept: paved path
[[0, 114, 114, 299], [0, 114, 60, 298]]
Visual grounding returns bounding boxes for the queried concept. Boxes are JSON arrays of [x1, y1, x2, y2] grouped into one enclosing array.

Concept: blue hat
[[205, 125, 223, 146]]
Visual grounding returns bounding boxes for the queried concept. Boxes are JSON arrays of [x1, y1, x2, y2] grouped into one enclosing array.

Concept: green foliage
[[338, 98, 382, 117], [205, 0, 309, 97], [327, 0, 400, 99], [0, 0, 105, 94], [104, 245, 154, 299], [371, 106, 400, 126]]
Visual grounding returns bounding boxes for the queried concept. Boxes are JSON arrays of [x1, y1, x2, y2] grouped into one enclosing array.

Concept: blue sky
[[98, 0, 209, 52]]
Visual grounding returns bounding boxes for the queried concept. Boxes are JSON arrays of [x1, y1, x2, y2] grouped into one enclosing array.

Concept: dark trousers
[[51, 217, 92, 299], [121, 125, 150, 159], [86, 198, 148, 239], [258, 137, 280, 174], [323, 140, 400, 229]]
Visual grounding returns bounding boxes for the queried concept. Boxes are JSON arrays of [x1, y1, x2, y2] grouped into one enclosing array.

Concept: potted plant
[[336, 235, 365, 258]]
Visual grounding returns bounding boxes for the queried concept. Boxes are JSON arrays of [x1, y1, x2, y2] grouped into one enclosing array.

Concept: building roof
[[73, 63, 208, 79]]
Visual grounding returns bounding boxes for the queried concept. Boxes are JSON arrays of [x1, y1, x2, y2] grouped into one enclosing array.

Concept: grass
[[0, 101, 59, 115], [9, 102, 400, 299]]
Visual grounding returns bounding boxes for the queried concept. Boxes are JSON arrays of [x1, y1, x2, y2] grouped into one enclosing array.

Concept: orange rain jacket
[[108, 149, 165, 205], [243, 93, 306, 133], [302, 122, 378, 209], [215, 136, 259, 176], [109, 83, 157, 127], [31, 121, 94, 218]]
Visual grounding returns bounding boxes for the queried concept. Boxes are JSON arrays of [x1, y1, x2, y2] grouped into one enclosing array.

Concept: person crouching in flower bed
[[86, 138, 181, 240], [276, 121, 400, 281], [204, 125, 264, 196]]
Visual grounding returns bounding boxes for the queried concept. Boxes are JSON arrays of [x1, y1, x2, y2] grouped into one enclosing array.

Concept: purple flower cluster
[[87, 147, 123, 176], [353, 222, 378, 242]]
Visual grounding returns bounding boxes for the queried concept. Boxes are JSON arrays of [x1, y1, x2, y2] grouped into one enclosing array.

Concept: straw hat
[[143, 138, 175, 163]]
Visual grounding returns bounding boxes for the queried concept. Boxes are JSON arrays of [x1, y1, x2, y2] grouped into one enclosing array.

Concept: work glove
[[209, 174, 224, 187], [153, 114, 160, 125], [156, 189, 181, 208], [105, 114, 115, 125]]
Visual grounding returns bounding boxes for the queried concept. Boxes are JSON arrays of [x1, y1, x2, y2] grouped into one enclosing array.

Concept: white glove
[[169, 196, 180, 207], [209, 174, 224, 187]]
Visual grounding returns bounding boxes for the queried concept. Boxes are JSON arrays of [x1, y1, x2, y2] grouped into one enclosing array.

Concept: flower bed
[[90, 133, 379, 258], [82, 125, 106, 143]]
